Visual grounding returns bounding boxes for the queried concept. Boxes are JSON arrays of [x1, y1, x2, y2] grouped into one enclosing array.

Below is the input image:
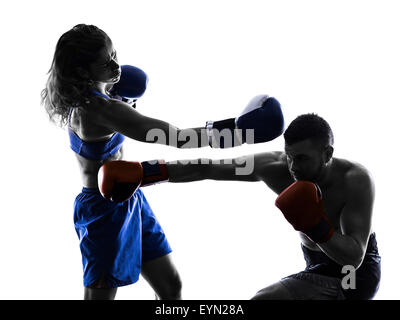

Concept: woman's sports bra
[[68, 90, 125, 161]]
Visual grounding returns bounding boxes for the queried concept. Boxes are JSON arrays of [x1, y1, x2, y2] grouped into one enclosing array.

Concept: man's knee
[[251, 281, 293, 300]]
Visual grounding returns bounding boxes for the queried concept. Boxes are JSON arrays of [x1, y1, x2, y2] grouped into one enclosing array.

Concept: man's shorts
[[280, 271, 346, 300], [73, 188, 172, 288], [279, 233, 381, 300]]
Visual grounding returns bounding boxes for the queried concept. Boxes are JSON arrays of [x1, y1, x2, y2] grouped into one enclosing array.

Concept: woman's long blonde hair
[[41, 24, 111, 127]]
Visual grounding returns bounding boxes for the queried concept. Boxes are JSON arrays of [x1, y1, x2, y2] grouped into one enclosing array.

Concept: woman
[[41, 24, 210, 300]]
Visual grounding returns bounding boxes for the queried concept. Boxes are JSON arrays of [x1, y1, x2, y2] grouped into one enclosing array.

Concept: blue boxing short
[[73, 187, 172, 288]]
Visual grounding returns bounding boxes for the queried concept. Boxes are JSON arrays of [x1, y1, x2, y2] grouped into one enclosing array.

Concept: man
[[99, 113, 381, 300]]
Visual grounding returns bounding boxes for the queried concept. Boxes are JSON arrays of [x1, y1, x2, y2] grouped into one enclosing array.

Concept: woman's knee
[[84, 274, 118, 300], [84, 287, 117, 300], [158, 271, 182, 299], [141, 254, 183, 299]]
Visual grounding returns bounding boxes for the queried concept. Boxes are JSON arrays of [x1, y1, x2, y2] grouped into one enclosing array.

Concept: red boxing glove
[[98, 160, 169, 203], [275, 181, 334, 243], [98, 161, 144, 202]]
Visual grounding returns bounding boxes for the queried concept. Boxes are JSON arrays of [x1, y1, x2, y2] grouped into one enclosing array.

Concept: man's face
[[284, 139, 328, 182]]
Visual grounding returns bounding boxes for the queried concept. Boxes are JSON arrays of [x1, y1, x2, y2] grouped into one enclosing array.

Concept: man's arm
[[316, 166, 375, 269], [166, 152, 284, 183]]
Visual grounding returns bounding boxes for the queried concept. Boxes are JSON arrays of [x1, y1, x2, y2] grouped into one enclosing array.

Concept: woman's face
[[88, 41, 121, 84]]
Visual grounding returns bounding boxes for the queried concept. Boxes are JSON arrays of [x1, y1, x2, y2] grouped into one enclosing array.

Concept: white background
[[1, 0, 399, 299]]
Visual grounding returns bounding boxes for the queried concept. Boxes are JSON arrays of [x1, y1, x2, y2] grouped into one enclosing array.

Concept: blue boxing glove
[[206, 95, 284, 148], [109, 65, 148, 107]]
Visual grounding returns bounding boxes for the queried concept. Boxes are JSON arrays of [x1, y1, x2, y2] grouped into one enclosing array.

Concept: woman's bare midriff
[[74, 150, 123, 188], [69, 106, 123, 189]]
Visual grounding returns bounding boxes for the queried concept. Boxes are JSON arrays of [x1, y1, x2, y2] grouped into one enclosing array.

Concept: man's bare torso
[[259, 152, 365, 252]]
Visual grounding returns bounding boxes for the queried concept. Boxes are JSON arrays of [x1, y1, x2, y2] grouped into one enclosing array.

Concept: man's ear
[[325, 146, 334, 163]]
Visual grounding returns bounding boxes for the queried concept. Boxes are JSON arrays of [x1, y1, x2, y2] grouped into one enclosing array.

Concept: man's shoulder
[[335, 158, 374, 190], [254, 151, 286, 165], [253, 151, 292, 189]]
